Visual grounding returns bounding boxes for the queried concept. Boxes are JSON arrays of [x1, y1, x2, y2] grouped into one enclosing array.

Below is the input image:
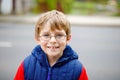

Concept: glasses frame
[[39, 34, 67, 41]]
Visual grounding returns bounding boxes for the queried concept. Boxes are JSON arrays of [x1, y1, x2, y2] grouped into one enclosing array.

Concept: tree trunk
[[12, 0, 16, 14], [0, 0, 2, 14]]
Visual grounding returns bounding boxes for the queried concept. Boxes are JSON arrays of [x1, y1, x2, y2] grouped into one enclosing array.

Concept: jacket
[[14, 45, 88, 80]]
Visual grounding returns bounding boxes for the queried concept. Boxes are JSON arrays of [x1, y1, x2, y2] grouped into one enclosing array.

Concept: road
[[0, 22, 120, 80]]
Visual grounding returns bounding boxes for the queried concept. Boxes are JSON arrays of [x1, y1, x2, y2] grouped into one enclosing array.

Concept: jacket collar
[[31, 45, 78, 67]]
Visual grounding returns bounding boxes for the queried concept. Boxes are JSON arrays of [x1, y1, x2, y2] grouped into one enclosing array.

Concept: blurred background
[[0, 0, 120, 16], [0, 0, 120, 80]]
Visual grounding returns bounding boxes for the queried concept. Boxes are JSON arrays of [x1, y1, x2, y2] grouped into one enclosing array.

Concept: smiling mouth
[[47, 46, 59, 49]]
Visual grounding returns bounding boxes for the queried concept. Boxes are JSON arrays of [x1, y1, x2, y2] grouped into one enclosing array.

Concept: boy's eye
[[42, 33, 50, 36], [56, 34, 64, 36], [41, 34, 50, 38], [43, 34, 50, 36], [55, 34, 65, 39]]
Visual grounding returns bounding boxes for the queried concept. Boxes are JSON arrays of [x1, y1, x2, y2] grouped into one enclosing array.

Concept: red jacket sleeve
[[14, 62, 24, 80], [78, 66, 88, 80]]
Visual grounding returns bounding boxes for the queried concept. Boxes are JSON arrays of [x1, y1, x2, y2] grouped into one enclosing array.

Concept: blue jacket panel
[[24, 45, 82, 80]]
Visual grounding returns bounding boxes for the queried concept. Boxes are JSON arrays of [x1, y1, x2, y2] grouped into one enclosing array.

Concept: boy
[[14, 10, 88, 80]]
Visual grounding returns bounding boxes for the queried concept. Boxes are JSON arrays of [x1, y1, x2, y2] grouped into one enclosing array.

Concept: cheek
[[59, 40, 67, 47], [41, 41, 47, 46], [40, 41, 48, 51], [39, 40, 48, 46]]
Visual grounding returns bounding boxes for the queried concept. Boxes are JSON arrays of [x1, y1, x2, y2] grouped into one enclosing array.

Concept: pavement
[[0, 15, 120, 27]]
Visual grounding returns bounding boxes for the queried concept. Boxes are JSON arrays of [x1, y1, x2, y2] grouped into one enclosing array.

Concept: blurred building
[[0, 0, 33, 15]]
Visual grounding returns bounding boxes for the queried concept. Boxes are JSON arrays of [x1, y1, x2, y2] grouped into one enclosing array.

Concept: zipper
[[47, 68, 51, 80]]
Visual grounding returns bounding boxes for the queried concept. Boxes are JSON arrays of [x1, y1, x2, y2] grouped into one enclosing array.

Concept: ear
[[35, 36, 41, 44], [67, 35, 71, 44]]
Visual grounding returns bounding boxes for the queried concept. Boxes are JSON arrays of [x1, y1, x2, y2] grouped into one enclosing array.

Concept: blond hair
[[35, 10, 71, 40]]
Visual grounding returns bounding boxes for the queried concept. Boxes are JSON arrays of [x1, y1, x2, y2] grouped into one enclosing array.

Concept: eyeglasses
[[39, 34, 66, 41]]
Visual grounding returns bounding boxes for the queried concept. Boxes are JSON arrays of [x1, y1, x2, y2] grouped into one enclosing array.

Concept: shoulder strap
[[24, 55, 37, 80], [72, 60, 82, 80]]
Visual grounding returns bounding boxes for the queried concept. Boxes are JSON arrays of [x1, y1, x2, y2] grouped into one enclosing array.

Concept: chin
[[47, 51, 62, 57]]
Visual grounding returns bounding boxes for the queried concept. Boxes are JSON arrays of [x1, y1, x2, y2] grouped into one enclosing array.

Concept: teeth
[[48, 46, 59, 48]]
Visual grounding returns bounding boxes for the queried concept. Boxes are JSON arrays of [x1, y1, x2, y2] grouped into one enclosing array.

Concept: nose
[[49, 36, 57, 43]]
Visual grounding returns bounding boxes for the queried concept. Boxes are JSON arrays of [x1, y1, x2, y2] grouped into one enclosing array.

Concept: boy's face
[[36, 24, 71, 58]]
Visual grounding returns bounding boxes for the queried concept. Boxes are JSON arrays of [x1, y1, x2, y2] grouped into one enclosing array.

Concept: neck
[[47, 54, 62, 67]]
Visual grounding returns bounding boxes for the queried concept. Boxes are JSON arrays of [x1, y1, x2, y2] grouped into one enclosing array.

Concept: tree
[[34, 0, 74, 13], [89, 0, 108, 5], [0, 0, 2, 14], [12, 0, 16, 14], [116, 0, 120, 15]]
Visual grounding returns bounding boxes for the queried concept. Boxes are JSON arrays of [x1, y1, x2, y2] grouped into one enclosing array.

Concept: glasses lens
[[40, 34, 66, 41], [41, 35, 50, 40], [55, 35, 66, 40]]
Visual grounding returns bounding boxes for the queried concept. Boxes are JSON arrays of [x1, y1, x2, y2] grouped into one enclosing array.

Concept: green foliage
[[61, 0, 75, 13], [32, 0, 119, 16], [90, 0, 108, 5], [32, 0, 75, 13], [116, 0, 120, 8], [116, 0, 120, 16], [71, 1, 96, 15], [46, 0, 57, 10], [36, 0, 45, 3]]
